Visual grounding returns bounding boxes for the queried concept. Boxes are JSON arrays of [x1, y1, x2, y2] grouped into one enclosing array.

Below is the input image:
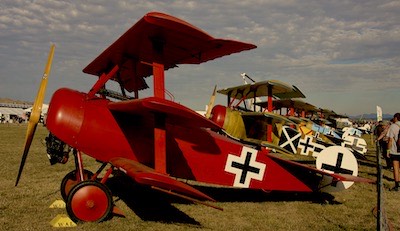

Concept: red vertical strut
[[152, 62, 167, 174], [266, 85, 273, 142], [153, 62, 165, 99]]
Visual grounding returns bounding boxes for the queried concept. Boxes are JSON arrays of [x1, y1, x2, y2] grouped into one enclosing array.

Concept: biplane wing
[[217, 80, 305, 100], [218, 128, 294, 156], [83, 12, 256, 93], [241, 111, 297, 145], [255, 99, 319, 114], [108, 97, 221, 130], [287, 116, 312, 125], [241, 111, 297, 125], [258, 141, 297, 156], [319, 108, 338, 118], [110, 157, 220, 209]]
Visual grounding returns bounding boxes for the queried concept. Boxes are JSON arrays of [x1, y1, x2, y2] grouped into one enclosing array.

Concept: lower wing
[[110, 157, 222, 210]]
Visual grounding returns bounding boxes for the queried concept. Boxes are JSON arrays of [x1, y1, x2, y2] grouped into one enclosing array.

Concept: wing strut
[[154, 114, 167, 173], [142, 61, 167, 173], [266, 84, 273, 142], [154, 62, 166, 173], [87, 65, 119, 98], [152, 62, 165, 99]]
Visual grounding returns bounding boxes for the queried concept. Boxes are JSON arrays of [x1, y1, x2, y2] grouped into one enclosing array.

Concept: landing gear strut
[[60, 149, 115, 223], [60, 169, 94, 201]]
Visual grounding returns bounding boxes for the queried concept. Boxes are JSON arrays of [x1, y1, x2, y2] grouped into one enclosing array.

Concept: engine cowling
[[46, 88, 85, 146], [210, 105, 247, 140]]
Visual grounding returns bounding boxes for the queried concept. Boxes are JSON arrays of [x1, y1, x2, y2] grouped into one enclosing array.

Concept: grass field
[[0, 124, 399, 230]]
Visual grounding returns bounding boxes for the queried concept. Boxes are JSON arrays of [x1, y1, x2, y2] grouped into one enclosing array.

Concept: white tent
[[0, 107, 25, 123], [23, 104, 49, 115], [22, 104, 49, 124]]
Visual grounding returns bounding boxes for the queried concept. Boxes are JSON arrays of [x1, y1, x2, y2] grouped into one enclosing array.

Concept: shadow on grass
[[192, 185, 338, 205], [105, 174, 340, 226], [358, 159, 378, 168], [106, 175, 201, 226]]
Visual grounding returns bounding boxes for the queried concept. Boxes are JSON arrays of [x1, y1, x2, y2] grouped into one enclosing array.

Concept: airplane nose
[[210, 105, 227, 128], [46, 88, 85, 146]]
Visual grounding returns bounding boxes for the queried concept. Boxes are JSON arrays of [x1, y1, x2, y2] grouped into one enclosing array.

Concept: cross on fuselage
[[345, 138, 364, 152], [321, 152, 353, 175], [300, 136, 314, 154], [231, 152, 260, 184]]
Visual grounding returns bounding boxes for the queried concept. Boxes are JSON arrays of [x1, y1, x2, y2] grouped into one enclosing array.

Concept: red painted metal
[[82, 12, 256, 93], [111, 157, 216, 201], [77, 151, 84, 181], [153, 62, 165, 99], [100, 167, 113, 184], [289, 107, 295, 116], [231, 96, 245, 109], [87, 65, 119, 99], [69, 183, 111, 222], [266, 85, 273, 142], [154, 116, 166, 174], [209, 105, 227, 128], [228, 96, 236, 108], [151, 61, 167, 173], [108, 96, 221, 130]]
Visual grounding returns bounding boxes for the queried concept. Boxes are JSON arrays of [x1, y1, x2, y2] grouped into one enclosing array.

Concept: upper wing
[[83, 12, 256, 93], [110, 157, 216, 202], [241, 111, 297, 126], [262, 99, 318, 112], [217, 80, 305, 100], [108, 97, 221, 130]]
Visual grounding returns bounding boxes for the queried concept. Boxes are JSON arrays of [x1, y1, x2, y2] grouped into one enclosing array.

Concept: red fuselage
[[46, 88, 316, 192]]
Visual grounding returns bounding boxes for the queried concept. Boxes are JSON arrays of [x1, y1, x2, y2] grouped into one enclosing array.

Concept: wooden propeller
[[205, 85, 217, 119], [15, 44, 55, 186]]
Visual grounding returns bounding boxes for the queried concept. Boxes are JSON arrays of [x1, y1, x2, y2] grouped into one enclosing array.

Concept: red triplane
[[16, 12, 372, 223]]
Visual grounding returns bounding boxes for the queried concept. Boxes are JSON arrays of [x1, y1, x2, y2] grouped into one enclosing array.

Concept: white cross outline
[[310, 141, 326, 158], [280, 126, 301, 153], [298, 135, 316, 156], [341, 136, 367, 154], [224, 146, 266, 188], [298, 135, 326, 157]]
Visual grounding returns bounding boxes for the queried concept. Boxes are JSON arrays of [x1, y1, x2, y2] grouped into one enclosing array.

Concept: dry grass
[[0, 124, 399, 230]]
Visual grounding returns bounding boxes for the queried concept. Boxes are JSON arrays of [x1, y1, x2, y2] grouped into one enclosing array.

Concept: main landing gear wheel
[[66, 180, 113, 223], [60, 169, 94, 201]]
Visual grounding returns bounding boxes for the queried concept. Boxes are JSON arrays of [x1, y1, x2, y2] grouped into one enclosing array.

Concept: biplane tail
[[268, 154, 375, 193]]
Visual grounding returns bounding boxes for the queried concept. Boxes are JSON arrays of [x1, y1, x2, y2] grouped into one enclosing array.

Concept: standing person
[[376, 120, 392, 169], [386, 113, 400, 191]]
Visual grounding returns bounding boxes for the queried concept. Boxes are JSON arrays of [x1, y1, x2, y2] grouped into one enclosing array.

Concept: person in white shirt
[[386, 113, 400, 191]]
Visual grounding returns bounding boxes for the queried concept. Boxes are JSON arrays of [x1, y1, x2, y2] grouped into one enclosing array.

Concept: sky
[[1, 0, 399, 116]]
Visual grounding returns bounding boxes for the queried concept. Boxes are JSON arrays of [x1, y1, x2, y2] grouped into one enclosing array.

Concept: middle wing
[[108, 97, 221, 130]]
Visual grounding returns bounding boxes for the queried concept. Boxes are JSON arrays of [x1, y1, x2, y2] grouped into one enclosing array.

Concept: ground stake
[[49, 214, 76, 227], [49, 200, 66, 209]]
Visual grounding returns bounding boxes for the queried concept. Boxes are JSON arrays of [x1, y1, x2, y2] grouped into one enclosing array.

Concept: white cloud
[[0, 0, 399, 115]]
